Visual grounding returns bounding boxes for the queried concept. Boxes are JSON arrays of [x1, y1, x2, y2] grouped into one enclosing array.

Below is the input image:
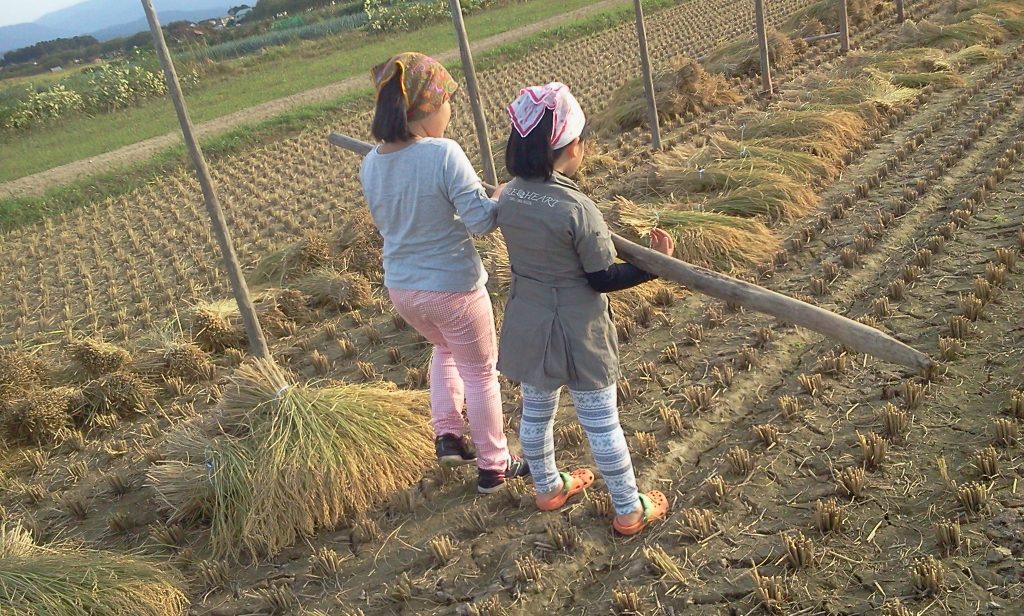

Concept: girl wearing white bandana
[[496, 82, 673, 535]]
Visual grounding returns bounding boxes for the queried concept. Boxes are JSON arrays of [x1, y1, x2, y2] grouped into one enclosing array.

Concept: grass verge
[[0, 0, 631, 184], [0, 0, 688, 233]]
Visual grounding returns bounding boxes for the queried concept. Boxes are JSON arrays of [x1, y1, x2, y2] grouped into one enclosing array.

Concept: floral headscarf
[[507, 82, 586, 150], [372, 52, 459, 122]]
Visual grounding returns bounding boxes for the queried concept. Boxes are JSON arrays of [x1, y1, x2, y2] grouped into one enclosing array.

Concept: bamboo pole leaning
[[448, 0, 498, 185], [839, 0, 852, 52], [754, 0, 774, 95], [632, 0, 663, 150], [141, 0, 270, 359], [327, 132, 933, 372]]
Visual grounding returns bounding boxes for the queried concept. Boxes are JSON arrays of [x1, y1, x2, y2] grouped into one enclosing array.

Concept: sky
[[0, 0, 82, 27]]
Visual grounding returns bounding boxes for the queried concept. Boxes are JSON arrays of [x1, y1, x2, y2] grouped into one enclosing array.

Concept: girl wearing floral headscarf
[[496, 82, 672, 535], [359, 52, 529, 493]]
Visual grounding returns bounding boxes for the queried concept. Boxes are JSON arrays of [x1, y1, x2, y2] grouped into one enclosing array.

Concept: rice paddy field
[[2, 0, 1024, 614]]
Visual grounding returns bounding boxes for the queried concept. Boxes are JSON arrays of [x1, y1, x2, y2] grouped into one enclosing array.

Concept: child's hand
[[488, 182, 508, 200], [649, 228, 675, 256]]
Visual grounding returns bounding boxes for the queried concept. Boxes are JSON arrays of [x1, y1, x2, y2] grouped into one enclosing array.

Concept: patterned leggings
[[520, 383, 640, 516], [388, 287, 509, 472]]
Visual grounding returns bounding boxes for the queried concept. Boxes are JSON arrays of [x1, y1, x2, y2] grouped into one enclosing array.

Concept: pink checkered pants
[[388, 287, 509, 472]]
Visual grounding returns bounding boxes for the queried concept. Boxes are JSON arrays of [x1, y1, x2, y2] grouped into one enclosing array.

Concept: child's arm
[[442, 142, 498, 235], [573, 199, 658, 293], [585, 264, 657, 293]]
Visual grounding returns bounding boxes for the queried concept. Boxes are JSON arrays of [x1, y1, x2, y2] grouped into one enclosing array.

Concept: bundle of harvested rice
[[900, 14, 1008, 48], [480, 234, 512, 297], [0, 522, 187, 616], [702, 186, 819, 221], [252, 233, 333, 285], [3, 387, 83, 445], [593, 57, 742, 132], [690, 136, 840, 182], [67, 339, 130, 378], [705, 29, 800, 76], [608, 198, 779, 269], [0, 347, 45, 400], [792, 0, 885, 29], [742, 109, 868, 145], [134, 342, 211, 380], [783, 76, 917, 114], [737, 108, 869, 164], [263, 289, 311, 321], [190, 301, 247, 353], [294, 267, 371, 311], [149, 359, 433, 558], [957, 1, 1024, 33], [638, 150, 818, 219], [83, 372, 153, 419]]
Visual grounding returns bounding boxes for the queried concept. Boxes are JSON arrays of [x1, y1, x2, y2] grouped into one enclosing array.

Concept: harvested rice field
[[2, 1, 1024, 615]]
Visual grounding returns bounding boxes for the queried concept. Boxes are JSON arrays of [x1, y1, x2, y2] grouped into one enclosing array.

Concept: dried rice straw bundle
[[149, 358, 432, 559], [294, 267, 371, 312], [83, 372, 153, 419], [480, 234, 512, 297], [640, 151, 818, 219], [705, 29, 800, 76], [593, 57, 742, 132], [252, 232, 332, 285], [608, 198, 779, 270], [783, 76, 917, 115], [692, 136, 840, 182], [958, 1, 1024, 33], [0, 347, 46, 401], [900, 14, 1008, 48], [3, 387, 84, 445], [190, 300, 246, 352], [134, 342, 211, 380], [66, 338, 131, 378], [0, 523, 187, 616]]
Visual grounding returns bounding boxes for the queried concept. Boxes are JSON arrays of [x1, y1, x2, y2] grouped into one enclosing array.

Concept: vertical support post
[[754, 0, 773, 95], [633, 0, 662, 151], [141, 0, 270, 360], [896, 0, 905, 23], [839, 0, 851, 53], [448, 0, 498, 186]]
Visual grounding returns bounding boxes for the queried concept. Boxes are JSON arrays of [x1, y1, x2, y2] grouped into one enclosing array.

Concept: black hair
[[371, 70, 414, 143], [505, 107, 583, 181]]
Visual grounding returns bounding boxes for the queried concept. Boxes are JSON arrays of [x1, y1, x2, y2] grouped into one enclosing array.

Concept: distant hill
[[0, 0, 235, 54], [0, 23, 63, 55]]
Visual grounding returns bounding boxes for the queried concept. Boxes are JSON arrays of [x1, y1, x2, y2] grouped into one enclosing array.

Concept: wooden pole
[[448, 0, 498, 186], [633, 0, 662, 151], [896, 0, 906, 23], [839, 0, 851, 52], [141, 0, 270, 360], [328, 132, 933, 371], [753, 0, 773, 95]]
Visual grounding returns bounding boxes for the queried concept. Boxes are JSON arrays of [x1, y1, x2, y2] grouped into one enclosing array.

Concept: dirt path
[[0, 0, 630, 201]]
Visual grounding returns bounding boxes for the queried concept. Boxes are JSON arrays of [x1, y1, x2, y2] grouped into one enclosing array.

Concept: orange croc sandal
[[536, 468, 595, 512], [612, 491, 669, 536]]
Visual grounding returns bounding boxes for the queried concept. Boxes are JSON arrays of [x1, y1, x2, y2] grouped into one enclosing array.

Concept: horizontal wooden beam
[[328, 132, 933, 371]]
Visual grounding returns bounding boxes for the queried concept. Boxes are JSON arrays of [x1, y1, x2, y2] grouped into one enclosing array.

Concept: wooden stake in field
[[141, 0, 270, 359], [896, 0, 906, 23], [633, 0, 663, 150], [448, 0, 498, 185], [839, 0, 852, 52], [328, 132, 933, 372], [754, 0, 774, 95]]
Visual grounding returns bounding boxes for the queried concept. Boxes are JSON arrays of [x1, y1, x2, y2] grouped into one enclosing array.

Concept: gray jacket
[[496, 173, 619, 391]]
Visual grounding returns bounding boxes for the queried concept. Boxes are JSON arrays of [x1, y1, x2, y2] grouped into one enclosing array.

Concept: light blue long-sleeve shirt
[[359, 137, 497, 292]]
